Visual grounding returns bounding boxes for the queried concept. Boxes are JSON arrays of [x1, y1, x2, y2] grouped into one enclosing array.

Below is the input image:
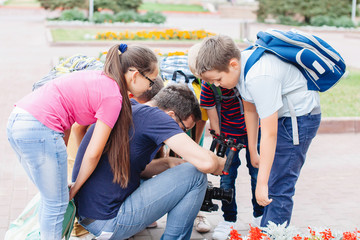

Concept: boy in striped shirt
[[200, 83, 264, 239], [188, 43, 264, 240]]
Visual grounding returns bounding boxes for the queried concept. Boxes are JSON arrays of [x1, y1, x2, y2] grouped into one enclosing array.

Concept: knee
[[180, 163, 207, 187]]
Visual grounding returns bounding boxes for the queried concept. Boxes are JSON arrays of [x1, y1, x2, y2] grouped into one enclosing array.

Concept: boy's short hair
[[187, 43, 202, 78], [195, 35, 241, 75], [136, 76, 164, 103], [152, 83, 201, 122]]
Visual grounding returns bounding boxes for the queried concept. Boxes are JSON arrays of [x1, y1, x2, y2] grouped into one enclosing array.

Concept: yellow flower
[[94, 28, 217, 41]]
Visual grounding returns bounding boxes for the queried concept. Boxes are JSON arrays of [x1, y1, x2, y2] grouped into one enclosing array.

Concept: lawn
[[51, 28, 101, 42], [4, 0, 40, 7], [139, 3, 207, 12], [3, 0, 207, 12], [320, 69, 360, 117]]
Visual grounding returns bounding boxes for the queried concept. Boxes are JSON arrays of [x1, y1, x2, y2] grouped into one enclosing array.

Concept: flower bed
[[229, 222, 360, 240], [95, 29, 216, 40]]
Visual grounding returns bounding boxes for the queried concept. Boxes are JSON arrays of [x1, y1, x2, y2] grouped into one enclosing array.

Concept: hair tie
[[118, 43, 128, 55]]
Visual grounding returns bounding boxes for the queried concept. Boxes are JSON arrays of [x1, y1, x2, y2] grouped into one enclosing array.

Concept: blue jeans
[[7, 108, 69, 240], [260, 113, 321, 227], [220, 136, 264, 222], [79, 162, 207, 240]]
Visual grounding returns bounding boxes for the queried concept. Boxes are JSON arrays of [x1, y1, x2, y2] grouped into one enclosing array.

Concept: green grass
[[51, 28, 100, 42], [320, 69, 360, 117], [139, 3, 207, 12], [4, 0, 40, 7]]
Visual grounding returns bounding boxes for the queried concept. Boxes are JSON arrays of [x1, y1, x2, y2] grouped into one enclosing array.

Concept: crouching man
[[72, 84, 225, 240]]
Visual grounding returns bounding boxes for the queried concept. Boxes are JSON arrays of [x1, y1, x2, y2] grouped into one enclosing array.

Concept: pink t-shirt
[[17, 70, 122, 132]]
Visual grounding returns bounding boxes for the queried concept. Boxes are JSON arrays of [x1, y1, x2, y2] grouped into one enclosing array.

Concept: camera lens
[[211, 187, 233, 204]]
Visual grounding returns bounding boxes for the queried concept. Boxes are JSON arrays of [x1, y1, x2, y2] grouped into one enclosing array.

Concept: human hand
[[255, 183, 272, 206], [68, 183, 77, 200]]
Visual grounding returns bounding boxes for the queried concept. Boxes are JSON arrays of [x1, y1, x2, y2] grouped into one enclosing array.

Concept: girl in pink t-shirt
[[7, 43, 159, 240]]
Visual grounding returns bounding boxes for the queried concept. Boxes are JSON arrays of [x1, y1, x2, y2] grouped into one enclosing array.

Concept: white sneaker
[[212, 221, 235, 240], [194, 214, 211, 233], [252, 215, 263, 228]]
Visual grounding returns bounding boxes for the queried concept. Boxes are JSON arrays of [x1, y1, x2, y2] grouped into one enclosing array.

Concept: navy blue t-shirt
[[72, 100, 183, 220]]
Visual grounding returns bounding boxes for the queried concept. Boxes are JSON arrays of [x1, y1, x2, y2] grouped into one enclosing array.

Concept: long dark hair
[[103, 44, 158, 188]]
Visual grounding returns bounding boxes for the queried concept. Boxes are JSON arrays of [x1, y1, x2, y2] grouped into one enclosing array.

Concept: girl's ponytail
[[103, 44, 158, 188], [103, 44, 132, 188]]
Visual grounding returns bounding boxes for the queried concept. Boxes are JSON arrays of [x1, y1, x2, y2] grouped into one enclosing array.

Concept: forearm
[[141, 158, 170, 178], [71, 123, 88, 149], [257, 113, 278, 186], [72, 154, 100, 193], [207, 107, 220, 135], [243, 101, 259, 156], [194, 120, 206, 144], [164, 133, 225, 175], [257, 134, 277, 185], [70, 120, 111, 198]]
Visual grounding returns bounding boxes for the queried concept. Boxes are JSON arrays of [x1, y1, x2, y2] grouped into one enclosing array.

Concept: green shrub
[[257, 0, 352, 25], [94, 0, 118, 12], [58, 8, 86, 21], [94, 0, 142, 13], [311, 15, 355, 28], [39, 0, 142, 12], [333, 16, 355, 28], [38, 0, 86, 10], [138, 11, 166, 24], [116, 0, 142, 11], [310, 15, 334, 26], [92, 12, 114, 23], [114, 10, 138, 22], [276, 16, 302, 26]]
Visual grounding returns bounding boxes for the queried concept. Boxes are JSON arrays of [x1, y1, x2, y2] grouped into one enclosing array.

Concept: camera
[[201, 181, 233, 212], [200, 129, 246, 212], [209, 130, 245, 175]]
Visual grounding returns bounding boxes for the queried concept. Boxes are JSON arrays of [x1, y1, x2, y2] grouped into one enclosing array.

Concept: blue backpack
[[244, 29, 346, 92]]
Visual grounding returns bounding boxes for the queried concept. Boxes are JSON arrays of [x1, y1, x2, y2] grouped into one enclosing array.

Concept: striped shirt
[[200, 81, 247, 137]]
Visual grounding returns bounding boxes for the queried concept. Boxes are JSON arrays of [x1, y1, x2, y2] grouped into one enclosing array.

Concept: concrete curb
[[318, 117, 360, 134]]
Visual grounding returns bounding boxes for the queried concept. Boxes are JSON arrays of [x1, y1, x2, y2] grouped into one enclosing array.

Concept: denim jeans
[[260, 113, 321, 227], [220, 136, 264, 222], [79, 162, 207, 240], [7, 108, 69, 240]]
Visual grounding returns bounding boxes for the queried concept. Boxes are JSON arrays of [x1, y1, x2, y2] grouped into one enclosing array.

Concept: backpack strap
[[245, 47, 301, 145], [210, 84, 222, 132], [244, 47, 265, 80], [232, 88, 244, 115], [172, 70, 190, 83]]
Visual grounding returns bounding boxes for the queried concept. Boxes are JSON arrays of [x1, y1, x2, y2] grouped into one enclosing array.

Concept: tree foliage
[[39, 0, 143, 12], [257, 0, 352, 25]]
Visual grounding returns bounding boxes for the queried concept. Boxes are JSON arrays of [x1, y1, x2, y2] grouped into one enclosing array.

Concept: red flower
[[248, 225, 267, 240], [308, 227, 316, 237], [342, 229, 360, 240], [229, 227, 243, 240], [293, 234, 302, 240], [319, 229, 334, 240]]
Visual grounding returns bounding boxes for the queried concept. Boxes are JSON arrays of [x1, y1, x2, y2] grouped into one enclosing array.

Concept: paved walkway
[[0, 7, 359, 239]]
